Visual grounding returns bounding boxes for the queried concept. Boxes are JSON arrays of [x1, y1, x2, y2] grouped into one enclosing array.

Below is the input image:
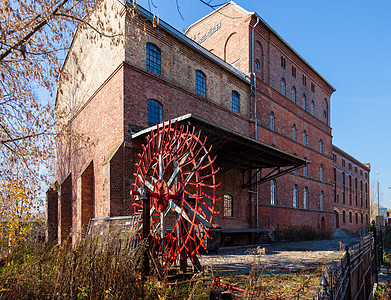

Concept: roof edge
[[185, 1, 251, 33], [252, 13, 336, 93], [332, 144, 371, 171], [130, 1, 250, 83]]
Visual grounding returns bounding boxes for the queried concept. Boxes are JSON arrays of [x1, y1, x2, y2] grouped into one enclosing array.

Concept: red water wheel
[[132, 121, 220, 268]]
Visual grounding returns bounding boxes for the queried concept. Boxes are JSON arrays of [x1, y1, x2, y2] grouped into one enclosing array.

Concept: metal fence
[[316, 223, 387, 300]]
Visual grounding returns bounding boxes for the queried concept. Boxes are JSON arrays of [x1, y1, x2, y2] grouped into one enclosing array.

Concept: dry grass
[[0, 234, 330, 299]]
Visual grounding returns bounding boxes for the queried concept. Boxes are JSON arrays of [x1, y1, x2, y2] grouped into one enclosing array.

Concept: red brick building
[[47, 1, 369, 244], [332, 145, 371, 232]]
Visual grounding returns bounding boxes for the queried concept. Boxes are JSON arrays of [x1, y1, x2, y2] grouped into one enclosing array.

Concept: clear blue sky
[[134, 0, 391, 207]]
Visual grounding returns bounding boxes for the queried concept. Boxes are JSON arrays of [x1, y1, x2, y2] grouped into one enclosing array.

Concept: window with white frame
[[304, 187, 308, 209], [293, 185, 298, 208]]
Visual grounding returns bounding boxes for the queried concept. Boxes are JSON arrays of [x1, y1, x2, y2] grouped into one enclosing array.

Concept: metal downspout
[[251, 16, 260, 229]]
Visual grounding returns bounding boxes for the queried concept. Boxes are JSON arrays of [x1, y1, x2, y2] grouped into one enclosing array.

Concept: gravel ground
[[199, 237, 361, 275]]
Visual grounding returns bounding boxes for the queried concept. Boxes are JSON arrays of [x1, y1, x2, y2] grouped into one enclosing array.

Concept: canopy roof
[[132, 114, 307, 187]]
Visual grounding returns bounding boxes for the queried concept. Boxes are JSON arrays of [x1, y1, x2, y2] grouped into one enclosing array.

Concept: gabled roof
[[185, 1, 336, 92], [186, 1, 251, 33]]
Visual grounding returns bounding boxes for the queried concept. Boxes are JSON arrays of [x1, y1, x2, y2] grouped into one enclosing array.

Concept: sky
[[134, 0, 391, 207]]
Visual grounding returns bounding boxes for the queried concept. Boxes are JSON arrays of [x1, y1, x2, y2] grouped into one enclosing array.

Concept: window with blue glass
[[147, 100, 162, 127], [232, 91, 240, 113], [146, 43, 161, 75], [270, 112, 275, 130], [195, 70, 206, 97], [281, 78, 286, 96], [271, 180, 276, 205]]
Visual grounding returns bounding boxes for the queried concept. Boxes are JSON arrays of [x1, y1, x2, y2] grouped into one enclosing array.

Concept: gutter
[[251, 16, 260, 229]]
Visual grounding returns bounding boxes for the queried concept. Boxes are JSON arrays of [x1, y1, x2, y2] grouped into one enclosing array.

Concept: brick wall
[[333, 145, 370, 232], [54, 2, 370, 244]]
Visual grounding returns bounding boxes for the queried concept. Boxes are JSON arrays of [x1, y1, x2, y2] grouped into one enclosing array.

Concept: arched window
[[255, 59, 260, 70], [319, 139, 323, 153], [333, 168, 337, 182], [311, 101, 315, 115], [292, 124, 296, 141], [291, 86, 296, 103], [355, 212, 358, 224], [366, 214, 368, 224], [232, 91, 240, 113], [270, 112, 275, 130], [271, 180, 276, 205], [304, 187, 308, 209], [293, 185, 298, 208], [361, 213, 363, 224], [281, 78, 286, 96], [303, 130, 307, 146], [302, 94, 306, 110], [225, 32, 240, 65], [324, 98, 328, 124], [223, 194, 233, 217], [349, 211, 352, 223], [195, 70, 206, 97], [146, 43, 161, 75], [147, 100, 162, 127], [255, 41, 263, 78], [303, 159, 308, 177], [320, 191, 324, 211], [342, 211, 346, 224], [320, 164, 323, 182]]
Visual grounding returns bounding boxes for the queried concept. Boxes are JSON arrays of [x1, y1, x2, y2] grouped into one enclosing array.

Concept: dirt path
[[199, 237, 361, 275]]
